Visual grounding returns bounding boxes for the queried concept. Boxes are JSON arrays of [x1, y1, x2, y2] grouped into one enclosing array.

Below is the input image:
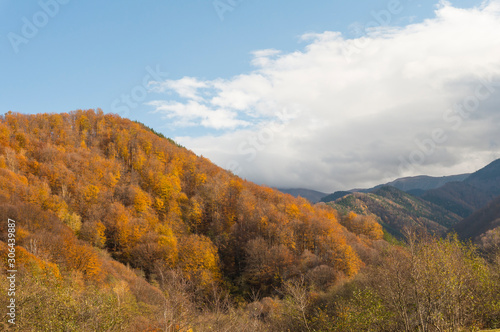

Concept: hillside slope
[[328, 186, 462, 237], [453, 195, 500, 240], [464, 158, 500, 196], [0, 110, 380, 329], [421, 159, 500, 218]]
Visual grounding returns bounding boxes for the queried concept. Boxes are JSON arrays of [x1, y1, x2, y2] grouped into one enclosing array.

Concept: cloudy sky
[[2, 0, 500, 192]]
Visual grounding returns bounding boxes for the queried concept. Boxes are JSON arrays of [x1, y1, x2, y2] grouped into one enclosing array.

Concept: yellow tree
[[178, 234, 220, 288]]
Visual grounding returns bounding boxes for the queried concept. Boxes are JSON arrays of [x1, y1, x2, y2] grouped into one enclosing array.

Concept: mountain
[[382, 174, 470, 192], [320, 191, 352, 203], [321, 174, 470, 203], [278, 188, 328, 203], [327, 186, 462, 237], [321, 159, 500, 238], [1, 110, 498, 331], [453, 195, 500, 240], [0, 110, 380, 330], [420, 181, 493, 218], [421, 159, 500, 218], [464, 158, 500, 196]]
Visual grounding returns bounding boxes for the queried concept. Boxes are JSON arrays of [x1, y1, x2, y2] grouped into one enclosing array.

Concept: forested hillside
[[0, 110, 381, 330], [328, 186, 462, 238], [0, 110, 499, 331]]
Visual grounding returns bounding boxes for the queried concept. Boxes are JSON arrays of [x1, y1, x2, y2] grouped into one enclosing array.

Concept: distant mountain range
[[328, 186, 462, 238], [378, 174, 471, 195], [279, 174, 469, 204], [278, 188, 327, 203], [321, 173, 470, 203], [282, 158, 500, 240], [421, 159, 500, 218]]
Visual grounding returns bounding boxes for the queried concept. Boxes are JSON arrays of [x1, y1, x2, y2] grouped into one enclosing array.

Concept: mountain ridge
[[320, 173, 471, 203], [327, 186, 462, 238], [0, 110, 382, 329], [421, 158, 500, 218]]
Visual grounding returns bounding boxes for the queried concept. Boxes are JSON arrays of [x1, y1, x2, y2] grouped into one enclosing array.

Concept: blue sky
[[1, 0, 475, 118], [2, 0, 500, 191]]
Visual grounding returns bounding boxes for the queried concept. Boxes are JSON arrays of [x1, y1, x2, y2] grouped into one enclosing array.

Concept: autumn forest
[[0, 110, 499, 331]]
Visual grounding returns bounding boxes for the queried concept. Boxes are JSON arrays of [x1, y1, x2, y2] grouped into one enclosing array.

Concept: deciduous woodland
[[0, 110, 499, 331]]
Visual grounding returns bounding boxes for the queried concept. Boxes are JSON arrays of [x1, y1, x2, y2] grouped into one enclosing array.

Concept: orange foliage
[[0, 110, 374, 294], [343, 213, 384, 240], [0, 242, 60, 278], [178, 234, 220, 286]]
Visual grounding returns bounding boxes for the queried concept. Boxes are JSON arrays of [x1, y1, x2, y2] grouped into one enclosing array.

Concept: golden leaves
[[83, 184, 100, 203]]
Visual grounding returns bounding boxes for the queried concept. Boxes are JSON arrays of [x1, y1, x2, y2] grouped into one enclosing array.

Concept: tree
[[372, 231, 491, 331], [178, 234, 220, 288], [342, 213, 384, 240], [79, 221, 106, 248]]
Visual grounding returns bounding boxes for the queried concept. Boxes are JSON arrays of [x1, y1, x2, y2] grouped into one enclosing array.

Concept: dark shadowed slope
[[453, 194, 500, 240], [464, 158, 500, 196], [421, 159, 500, 218]]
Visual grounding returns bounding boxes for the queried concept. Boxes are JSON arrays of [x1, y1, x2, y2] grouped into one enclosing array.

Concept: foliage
[[329, 186, 462, 238], [0, 110, 374, 329], [1, 110, 498, 330]]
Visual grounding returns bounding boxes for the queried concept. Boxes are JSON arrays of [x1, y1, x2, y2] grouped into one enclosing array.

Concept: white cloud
[[150, 1, 500, 192], [150, 76, 208, 101], [149, 100, 250, 130], [251, 49, 282, 67]]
